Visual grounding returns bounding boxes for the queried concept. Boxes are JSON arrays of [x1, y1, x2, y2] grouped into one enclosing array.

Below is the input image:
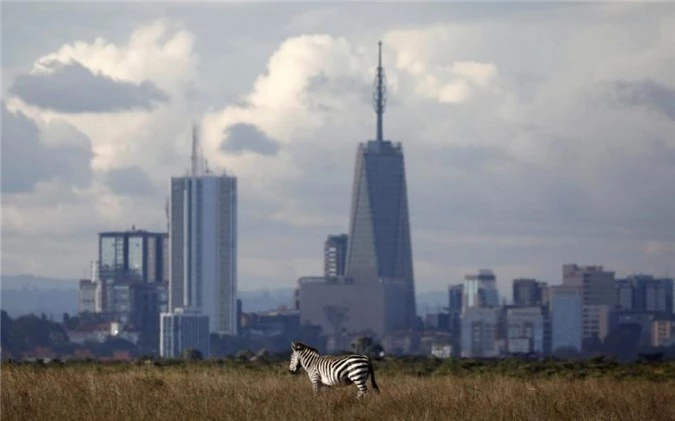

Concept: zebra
[[288, 341, 380, 398]]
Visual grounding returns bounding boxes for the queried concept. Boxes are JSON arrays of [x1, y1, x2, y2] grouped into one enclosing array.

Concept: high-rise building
[[324, 234, 348, 278], [633, 275, 673, 313], [461, 307, 499, 357], [130, 282, 168, 343], [94, 230, 169, 347], [98, 229, 168, 283], [298, 42, 417, 337], [563, 264, 615, 341], [160, 308, 210, 358], [549, 285, 582, 354], [448, 284, 464, 355], [448, 284, 464, 315], [562, 264, 615, 306], [505, 306, 545, 354], [615, 274, 673, 314], [463, 269, 499, 309], [616, 278, 634, 311], [512, 278, 547, 307], [169, 124, 238, 335], [79, 279, 97, 313], [344, 41, 416, 325], [583, 304, 612, 342]]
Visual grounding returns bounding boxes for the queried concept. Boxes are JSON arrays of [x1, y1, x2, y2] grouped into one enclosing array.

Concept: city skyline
[[2, 3, 675, 299]]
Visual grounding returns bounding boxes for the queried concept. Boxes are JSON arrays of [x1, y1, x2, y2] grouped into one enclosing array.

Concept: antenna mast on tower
[[190, 122, 204, 176], [372, 41, 388, 142]]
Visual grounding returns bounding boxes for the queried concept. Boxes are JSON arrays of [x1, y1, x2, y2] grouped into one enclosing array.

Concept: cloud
[[198, 9, 675, 292], [10, 60, 169, 113], [201, 34, 375, 229], [610, 79, 675, 120], [5, 19, 200, 181], [286, 8, 338, 32], [222, 123, 281, 156], [203, 34, 372, 148], [2, 19, 197, 277], [3, 4, 675, 295], [104, 165, 155, 196], [1, 103, 93, 193], [27, 19, 197, 99]]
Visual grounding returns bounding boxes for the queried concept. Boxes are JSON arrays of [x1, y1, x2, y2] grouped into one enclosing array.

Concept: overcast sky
[[2, 2, 674, 297]]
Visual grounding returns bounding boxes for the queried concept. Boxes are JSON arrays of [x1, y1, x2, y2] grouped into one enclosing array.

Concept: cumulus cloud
[[10, 60, 169, 113], [201, 34, 376, 230], [2, 19, 198, 276], [29, 19, 197, 97], [203, 35, 372, 148], [1, 103, 93, 193], [199, 8, 674, 291], [3, 4, 675, 294], [222, 123, 281, 156], [6, 19, 199, 180]]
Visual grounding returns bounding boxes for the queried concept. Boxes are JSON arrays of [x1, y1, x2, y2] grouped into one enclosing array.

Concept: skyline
[[2, 2, 675, 299]]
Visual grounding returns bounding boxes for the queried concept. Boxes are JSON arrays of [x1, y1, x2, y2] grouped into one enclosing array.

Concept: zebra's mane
[[293, 342, 320, 355]]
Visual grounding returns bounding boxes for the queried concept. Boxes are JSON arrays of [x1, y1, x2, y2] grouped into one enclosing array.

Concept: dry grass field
[[2, 362, 675, 421]]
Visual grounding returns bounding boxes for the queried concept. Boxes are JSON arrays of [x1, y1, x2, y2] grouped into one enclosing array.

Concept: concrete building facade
[[550, 285, 583, 354], [512, 278, 547, 307], [563, 264, 616, 341], [461, 307, 499, 358], [324, 234, 348, 278], [78, 279, 97, 313], [506, 306, 545, 354], [160, 308, 210, 358], [298, 277, 413, 338]]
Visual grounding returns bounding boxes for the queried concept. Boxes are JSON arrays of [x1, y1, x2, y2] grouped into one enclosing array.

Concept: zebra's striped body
[[289, 341, 379, 398]]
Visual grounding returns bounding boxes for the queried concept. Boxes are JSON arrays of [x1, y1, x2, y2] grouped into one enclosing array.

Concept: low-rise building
[[160, 308, 210, 358]]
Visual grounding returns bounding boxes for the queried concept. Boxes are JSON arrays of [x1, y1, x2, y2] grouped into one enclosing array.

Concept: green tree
[[351, 336, 384, 358], [1, 311, 14, 354], [182, 348, 203, 361]]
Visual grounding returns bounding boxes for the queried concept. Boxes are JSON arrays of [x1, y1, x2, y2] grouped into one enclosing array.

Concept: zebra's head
[[289, 341, 303, 374]]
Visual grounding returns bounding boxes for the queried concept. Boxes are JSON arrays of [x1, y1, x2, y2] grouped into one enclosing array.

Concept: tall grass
[[2, 363, 674, 421]]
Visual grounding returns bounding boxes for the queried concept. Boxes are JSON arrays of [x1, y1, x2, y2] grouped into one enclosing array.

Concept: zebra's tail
[[369, 360, 380, 394]]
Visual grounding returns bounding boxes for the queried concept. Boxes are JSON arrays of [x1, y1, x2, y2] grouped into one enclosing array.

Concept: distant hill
[[1, 274, 451, 318], [238, 288, 296, 313], [1, 275, 79, 319], [0, 275, 300, 317], [1, 274, 78, 291]]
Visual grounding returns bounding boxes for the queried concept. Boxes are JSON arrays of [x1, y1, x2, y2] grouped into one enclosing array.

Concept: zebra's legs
[[355, 380, 368, 399], [311, 373, 322, 394]]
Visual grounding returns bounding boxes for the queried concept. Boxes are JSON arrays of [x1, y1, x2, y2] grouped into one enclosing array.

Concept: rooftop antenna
[[372, 40, 388, 142]]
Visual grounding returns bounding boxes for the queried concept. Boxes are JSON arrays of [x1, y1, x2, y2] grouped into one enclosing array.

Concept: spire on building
[[190, 122, 204, 176], [372, 41, 388, 142]]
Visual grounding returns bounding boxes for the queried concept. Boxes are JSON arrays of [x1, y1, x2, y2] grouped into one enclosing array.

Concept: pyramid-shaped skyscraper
[[298, 42, 417, 340], [344, 41, 417, 327]]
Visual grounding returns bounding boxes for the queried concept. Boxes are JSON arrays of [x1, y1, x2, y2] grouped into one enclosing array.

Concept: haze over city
[[2, 2, 675, 300]]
